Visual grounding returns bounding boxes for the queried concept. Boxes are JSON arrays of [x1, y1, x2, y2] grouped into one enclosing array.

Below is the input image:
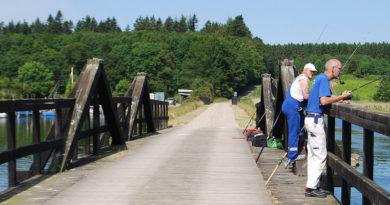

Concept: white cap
[[304, 63, 317, 72]]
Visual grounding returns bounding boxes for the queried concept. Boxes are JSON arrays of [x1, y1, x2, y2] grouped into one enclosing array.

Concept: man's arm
[[299, 78, 310, 100], [320, 91, 351, 106]]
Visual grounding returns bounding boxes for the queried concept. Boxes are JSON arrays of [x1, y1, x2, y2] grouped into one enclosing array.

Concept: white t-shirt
[[290, 74, 309, 102]]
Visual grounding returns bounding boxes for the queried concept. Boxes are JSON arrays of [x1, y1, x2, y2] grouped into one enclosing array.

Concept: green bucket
[[268, 138, 283, 149]]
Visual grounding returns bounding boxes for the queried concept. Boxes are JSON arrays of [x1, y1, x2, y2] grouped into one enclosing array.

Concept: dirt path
[[185, 102, 239, 129]]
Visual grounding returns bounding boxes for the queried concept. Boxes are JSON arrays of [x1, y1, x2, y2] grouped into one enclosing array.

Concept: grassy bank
[[329, 74, 380, 101], [350, 101, 390, 114], [168, 100, 208, 127], [236, 85, 261, 125]]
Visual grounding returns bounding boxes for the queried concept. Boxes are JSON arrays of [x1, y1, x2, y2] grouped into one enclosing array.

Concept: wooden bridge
[[0, 58, 389, 204]]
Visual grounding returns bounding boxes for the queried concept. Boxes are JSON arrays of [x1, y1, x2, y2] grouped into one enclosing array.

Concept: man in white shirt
[[282, 63, 317, 167]]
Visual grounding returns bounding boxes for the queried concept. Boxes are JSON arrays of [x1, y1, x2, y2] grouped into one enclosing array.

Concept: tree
[[19, 21, 31, 34], [53, 10, 64, 33], [373, 75, 390, 101], [134, 16, 149, 31], [17, 61, 54, 97], [187, 14, 198, 32], [200, 21, 224, 34], [175, 15, 187, 32], [225, 15, 252, 38], [47, 14, 55, 33], [163, 17, 175, 32], [114, 79, 131, 96], [31, 18, 46, 33], [156, 18, 163, 31], [0, 21, 4, 34], [63, 20, 73, 33]]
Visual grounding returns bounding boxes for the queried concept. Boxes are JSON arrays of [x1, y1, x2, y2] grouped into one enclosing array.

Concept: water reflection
[[0, 115, 54, 191], [0, 112, 106, 192]]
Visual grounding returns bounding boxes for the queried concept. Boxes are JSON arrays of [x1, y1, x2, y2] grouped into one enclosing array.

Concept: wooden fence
[[0, 58, 168, 189]]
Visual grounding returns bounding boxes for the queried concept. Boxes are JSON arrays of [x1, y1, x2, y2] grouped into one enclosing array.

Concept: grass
[[168, 100, 208, 127], [236, 85, 262, 126], [350, 101, 390, 114], [328, 74, 381, 101]]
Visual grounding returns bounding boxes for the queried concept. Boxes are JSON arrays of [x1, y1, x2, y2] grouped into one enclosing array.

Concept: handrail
[[326, 103, 390, 204]]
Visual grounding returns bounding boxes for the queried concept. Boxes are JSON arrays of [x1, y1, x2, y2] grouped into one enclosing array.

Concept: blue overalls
[[281, 85, 305, 160]]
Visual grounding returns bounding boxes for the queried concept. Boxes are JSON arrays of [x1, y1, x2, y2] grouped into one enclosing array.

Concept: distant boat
[[0, 113, 6, 118], [41, 110, 56, 117], [16, 111, 33, 118]]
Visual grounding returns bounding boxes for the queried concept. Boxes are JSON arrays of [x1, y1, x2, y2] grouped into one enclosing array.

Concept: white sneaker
[[296, 155, 306, 161], [284, 159, 293, 168]]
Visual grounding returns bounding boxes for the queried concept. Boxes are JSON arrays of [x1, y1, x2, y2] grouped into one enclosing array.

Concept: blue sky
[[1, 0, 389, 44]]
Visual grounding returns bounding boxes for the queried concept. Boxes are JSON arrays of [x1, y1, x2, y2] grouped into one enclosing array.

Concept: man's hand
[[341, 90, 351, 99]]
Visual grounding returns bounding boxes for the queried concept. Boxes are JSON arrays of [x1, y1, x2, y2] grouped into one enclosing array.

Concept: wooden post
[[93, 103, 100, 155], [327, 116, 335, 194], [84, 111, 91, 154], [342, 120, 351, 205], [363, 128, 374, 205], [138, 105, 142, 135], [164, 103, 168, 128], [261, 74, 274, 136], [7, 112, 16, 187], [32, 110, 41, 175]]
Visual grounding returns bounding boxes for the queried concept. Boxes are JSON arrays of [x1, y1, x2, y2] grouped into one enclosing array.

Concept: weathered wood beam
[[60, 58, 124, 171], [328, 103, 390, 136], [126, 72, 155, 140], [261, 74, 274, 136], [328, 153, 390, 205]]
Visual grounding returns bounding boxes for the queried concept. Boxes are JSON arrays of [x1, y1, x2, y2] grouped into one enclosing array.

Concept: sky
[[1, 0, 389, 45]]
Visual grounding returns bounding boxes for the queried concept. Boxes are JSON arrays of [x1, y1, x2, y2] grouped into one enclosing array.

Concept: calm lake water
[[331, 118, 390, 204], [0, 116, 389, 204], [0, 115, 55, 191]]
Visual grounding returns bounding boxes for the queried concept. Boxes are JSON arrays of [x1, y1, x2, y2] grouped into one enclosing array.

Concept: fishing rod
[[339, 45, 360, 85], [265, 126, 305, 185], [351, 76, 386, 92], [315, 24, 328, 44], [344, 75, 386, 100], [242, 111, 266, 135], [256, 110, 283, 163], [339, 33, 370, 85]]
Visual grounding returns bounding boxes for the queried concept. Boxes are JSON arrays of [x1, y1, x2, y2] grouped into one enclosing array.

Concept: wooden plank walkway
[[1, 103, 272, 205], [250, 145, 340, 204]]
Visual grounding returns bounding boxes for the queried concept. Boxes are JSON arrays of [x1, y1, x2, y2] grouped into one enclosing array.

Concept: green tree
[[114, 79, 131, 96], [225, 15, 252, 38], [373, 75, 390, 101], [175, 15, 187, 32], [31, 18, 46, 33], [163, 17, 175, 32], [187, 14, 198, 32], [17, 61, 54, 97]]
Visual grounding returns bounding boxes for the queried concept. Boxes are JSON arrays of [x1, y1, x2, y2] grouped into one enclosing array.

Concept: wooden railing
[[256, 59, 390, 205], [326, 103, 390, 205], [0, 58, 168, 190]]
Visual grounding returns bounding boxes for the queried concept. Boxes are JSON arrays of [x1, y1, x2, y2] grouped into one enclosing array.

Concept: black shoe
[[318, 188, 331, 195], [305, 188, 327, 198]]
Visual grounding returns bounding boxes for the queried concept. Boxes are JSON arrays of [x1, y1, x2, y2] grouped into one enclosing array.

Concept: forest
[[0, 11, 389, 101]]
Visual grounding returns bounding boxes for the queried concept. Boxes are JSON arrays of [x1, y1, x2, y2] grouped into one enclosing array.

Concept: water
[[0, 112, 106, 192], [330, 118, 390, 204], [0, 114, 55, 191]]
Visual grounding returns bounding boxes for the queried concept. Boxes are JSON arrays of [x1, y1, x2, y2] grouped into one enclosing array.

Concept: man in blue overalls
[[282, 63, 317, 168], [304, 59, 351, 198]]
